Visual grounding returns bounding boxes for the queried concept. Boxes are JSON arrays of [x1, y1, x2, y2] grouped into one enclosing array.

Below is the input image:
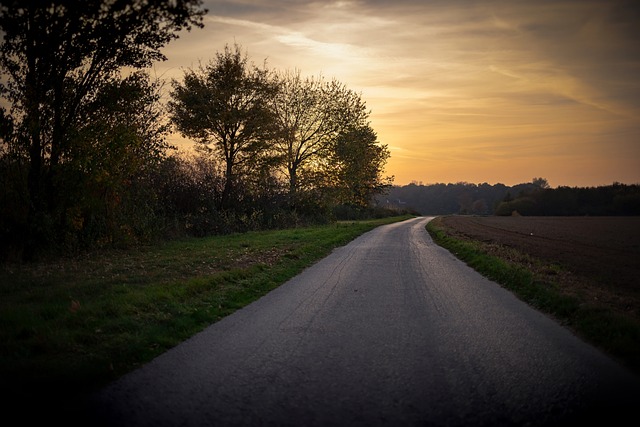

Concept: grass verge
[[426, 216, 640, 375], [0, 216, 412, 414]]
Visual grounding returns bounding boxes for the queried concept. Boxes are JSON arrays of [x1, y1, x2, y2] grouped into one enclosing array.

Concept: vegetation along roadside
[[426, 215, 640, 376], [0, 215, 411, 417]]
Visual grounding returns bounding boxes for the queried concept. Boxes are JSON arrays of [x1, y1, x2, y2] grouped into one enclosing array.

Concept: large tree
[[0, 0, 205, 219], [168, 44, 277, 209], [270, 70, 370, 199]]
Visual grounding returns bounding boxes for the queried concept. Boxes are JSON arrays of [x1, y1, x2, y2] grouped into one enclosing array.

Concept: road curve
[[90, 217, 640, 426]]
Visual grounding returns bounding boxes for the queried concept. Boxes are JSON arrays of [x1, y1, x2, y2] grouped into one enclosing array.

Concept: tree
[[0, 0, 205, 254], [532, 177, 550, 189], [331, 124, 392, 208], [270, 70, 370, 199], [67, 71, 172, 243], [168, 44, 277, 209]]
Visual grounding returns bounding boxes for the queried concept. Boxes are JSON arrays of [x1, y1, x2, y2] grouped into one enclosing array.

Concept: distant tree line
[[494, 182, 640, 216], [380, 178, 640, 216], [0, 1, 395, 261]]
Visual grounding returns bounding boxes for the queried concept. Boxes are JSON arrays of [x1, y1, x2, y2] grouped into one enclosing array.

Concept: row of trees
[[494, 182, 640, 216], [0, 1, 394, 261], [169, 45, 392, 212], [381, 179, 640, 216], [378, 180, 545, 215]]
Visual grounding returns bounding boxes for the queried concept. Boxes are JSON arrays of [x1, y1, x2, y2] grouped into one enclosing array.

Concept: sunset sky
[[156, 0, 640, 188]]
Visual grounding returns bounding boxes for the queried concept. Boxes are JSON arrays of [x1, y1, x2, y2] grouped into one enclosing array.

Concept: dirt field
[[436, 216, 640, 322]]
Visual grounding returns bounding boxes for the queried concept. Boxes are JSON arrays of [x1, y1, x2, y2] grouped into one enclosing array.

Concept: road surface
[[90, 217, 640, 426]]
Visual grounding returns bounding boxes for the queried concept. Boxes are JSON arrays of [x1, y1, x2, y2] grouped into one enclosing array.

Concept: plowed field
[[435, 216, 640, 321]]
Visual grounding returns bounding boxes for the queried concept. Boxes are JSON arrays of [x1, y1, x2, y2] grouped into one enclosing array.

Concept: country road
[[89, 217, 640, 426]]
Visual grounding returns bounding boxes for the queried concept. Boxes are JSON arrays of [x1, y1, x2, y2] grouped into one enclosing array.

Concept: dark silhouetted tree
[[270, 70, 370, 200], [532, 177, 550, 189], [0, 0, 205, 255], [168, 44, 277, 209]]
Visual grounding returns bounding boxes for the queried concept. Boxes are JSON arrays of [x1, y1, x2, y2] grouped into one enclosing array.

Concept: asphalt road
[[89, 217, 640, 426]]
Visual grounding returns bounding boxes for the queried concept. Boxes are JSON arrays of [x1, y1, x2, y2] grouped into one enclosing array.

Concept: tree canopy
[[269, 70, 371, 198], [168, 44, 276, 209], [332, 124, 393, 207], [0, 0, 205, 171]]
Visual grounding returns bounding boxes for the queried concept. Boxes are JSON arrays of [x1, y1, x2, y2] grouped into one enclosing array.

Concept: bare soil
[[436, 216, 640, 322]]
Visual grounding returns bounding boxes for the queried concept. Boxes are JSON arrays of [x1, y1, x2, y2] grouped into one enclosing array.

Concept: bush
[[495, 197, 537, 216]]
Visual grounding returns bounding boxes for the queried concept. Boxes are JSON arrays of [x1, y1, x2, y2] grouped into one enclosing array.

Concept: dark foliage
[[378, 181, 513, 215], [0, 0, 206, 259], [496, 183, 640, 216], [381, 180, 640, 216]]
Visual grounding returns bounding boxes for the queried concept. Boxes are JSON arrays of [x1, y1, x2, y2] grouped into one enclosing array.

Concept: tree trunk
[[289, 166, 297, 196], [27, 115, 43, 213], [222, 159, 234, 210]]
